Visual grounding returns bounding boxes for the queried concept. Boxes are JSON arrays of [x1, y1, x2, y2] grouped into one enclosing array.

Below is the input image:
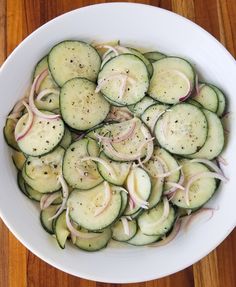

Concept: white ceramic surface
[[0, 3, 235, 283]]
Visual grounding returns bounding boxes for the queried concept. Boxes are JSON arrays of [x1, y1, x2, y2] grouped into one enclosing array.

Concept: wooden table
[[0, 0, 235, 286]]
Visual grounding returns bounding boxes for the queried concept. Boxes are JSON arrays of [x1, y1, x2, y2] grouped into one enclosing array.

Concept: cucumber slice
[[209, 85, 226, 117], [138, 201, 176, 236], [128, 96, 156, 117], [60, 127, 72, 149], [188, 109, 224, 159], [101, 47, 153, 77], [74, 228, 112, 251], [12, 151, 26, 170], [33, 55, 58, 92], [143, 51, 167, 63], [171, 160, 217, 209], [124, 167, 151, 216], [17, 172, 28, 196], [48, 40, 101, 86], [141, 103, 169, 132], [40, 205, 58, 234], [60, 78, 110, 130], [119, 189, 128, 216], [149, 57, 195, 104], [87, 138, 100, 157], [194, 84, 219, 113], [3, 118, 19, 151], [155, 103, 208, 155], [67, 183, 122, 231], [144, 155, 164, 209], [54, 211, 70, 249], [97, 152, 131, 185], [112, 219, 137, 242], [130, 208, 144, 219], [25, 184, 44, 201], [127, 228, 160, 246], [186, 99, 203, 108], [150, 147, 181, 191], [23, 146, 64, 193], [15, 112, 64, 156], [98, 54, 149, 106], [63, 139, 103, 190], [128, 48, 153, 77], [100, 118, 151, 161]]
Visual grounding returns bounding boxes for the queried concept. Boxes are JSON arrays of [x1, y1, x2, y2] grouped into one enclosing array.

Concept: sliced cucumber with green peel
[[63, 139, 103, 190], [4, 118, 19, 151], [101, 47, 153, 77], [155, 103, 208, 155], [54, 211, 70, 249], [143, 51, 166, 62], [149, 57, 195, 104], [112, 219, 137, 242], [141, 103, 169, 132], [74, 228, 112, 251], [40, 205, 58, 234], [171, 160, 217, 209], [23, 146, 64, 193], [12, 151, 26, 170], [127, 228, 160, 246], [60, 127, 72, 149], [186, 99, 203, 108], [209, 84, 226, 117], [188, 109, 224, 160], [48, 40, 101, 86], [15, 112, 65, 156], [194, 83, 219, 113], [67, 183, 122, 231], [138, 201, 176, 236], [100, 118, 151, 161], [128, 96, 156, 116], [119, 189, 128, 216], [60, 78, 110, 130], [17, 172, 28, 196], [144, 157, 164, 209], [98, 54, 149, 106], [86, 138, 100, 157], [34, 55, 58, 92], [97, 152, 131, 185]]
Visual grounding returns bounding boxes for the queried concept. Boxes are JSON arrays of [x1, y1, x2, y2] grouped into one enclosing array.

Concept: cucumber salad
[[4, 40, 228, 251]]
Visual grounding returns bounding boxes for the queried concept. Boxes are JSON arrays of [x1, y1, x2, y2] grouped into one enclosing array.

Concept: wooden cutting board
[[0, 0, 235, 286]]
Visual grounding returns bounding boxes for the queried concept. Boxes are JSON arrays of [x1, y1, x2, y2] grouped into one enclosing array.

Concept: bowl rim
[[0, 2, 236, 283]]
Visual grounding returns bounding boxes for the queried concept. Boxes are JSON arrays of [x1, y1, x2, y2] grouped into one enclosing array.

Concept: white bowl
[[0, 3, 235, 283]]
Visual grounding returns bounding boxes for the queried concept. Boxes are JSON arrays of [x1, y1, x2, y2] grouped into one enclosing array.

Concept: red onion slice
[[183, 207, 216, 232], [126, 170, 149, 208], [15, 101, 34, 141], [29, 71, 60, 120], [80, 157, 117, 179], [35, 69, 49, 93], [184, 172, 228, 206], [65, 208, 99, 239], [104, 141, 141, 161], [40, 192, 61, 210], [154, 164, 182, 179], [48, 175, 69, 220], [95, 119, 136, 144], [190, 159, 227, 179], [94, 181, 112, 217], [121, 217, 130, 236], [217, 156, 228, 166]]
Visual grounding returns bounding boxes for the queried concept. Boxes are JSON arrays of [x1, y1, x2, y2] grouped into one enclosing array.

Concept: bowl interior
[[0, 3, 235, 283]]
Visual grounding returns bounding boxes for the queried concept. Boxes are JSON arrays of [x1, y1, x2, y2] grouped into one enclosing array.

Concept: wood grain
[[0, 0, 235, 286]]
